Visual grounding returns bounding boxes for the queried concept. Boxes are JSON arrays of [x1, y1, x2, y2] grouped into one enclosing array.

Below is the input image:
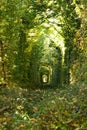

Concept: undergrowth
[[0, 84, 87, 130]]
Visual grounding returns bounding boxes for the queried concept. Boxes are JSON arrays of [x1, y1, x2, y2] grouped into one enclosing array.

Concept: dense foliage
[[0, 0, 87, 129], [1, 0, 86, 87]]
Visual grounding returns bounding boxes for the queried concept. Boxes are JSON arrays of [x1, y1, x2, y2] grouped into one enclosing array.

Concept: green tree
[[61, 0, 81, 84], [71, 0, 87, 84], [0, 0, 26, 85]]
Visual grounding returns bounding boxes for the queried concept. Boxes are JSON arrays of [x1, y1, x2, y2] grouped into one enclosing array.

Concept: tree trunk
[[0, 40, 6, 84]]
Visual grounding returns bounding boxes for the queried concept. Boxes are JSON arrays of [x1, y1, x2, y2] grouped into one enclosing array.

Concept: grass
[[0, 84, 87, 130]]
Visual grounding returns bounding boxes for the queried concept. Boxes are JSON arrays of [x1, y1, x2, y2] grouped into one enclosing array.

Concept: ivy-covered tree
[[71, 0, 87, 84], [0, 0, 27, 85]]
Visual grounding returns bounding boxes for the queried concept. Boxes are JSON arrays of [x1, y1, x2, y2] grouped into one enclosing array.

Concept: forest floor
[[0, 84, 87, 130]]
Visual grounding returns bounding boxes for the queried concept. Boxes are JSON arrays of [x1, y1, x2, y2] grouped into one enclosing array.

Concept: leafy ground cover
[[0, 84, 87, 130]]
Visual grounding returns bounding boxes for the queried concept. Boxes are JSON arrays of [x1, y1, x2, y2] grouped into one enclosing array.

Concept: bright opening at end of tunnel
[[42, 75, 48, 83]]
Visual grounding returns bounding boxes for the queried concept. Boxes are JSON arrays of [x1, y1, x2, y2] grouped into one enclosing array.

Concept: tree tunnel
[[27, 21, 66, 88]]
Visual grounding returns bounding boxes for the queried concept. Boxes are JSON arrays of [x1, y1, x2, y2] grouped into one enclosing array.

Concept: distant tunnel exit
[[42, 74, 48, 83], [39, 65, 52, 86]]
